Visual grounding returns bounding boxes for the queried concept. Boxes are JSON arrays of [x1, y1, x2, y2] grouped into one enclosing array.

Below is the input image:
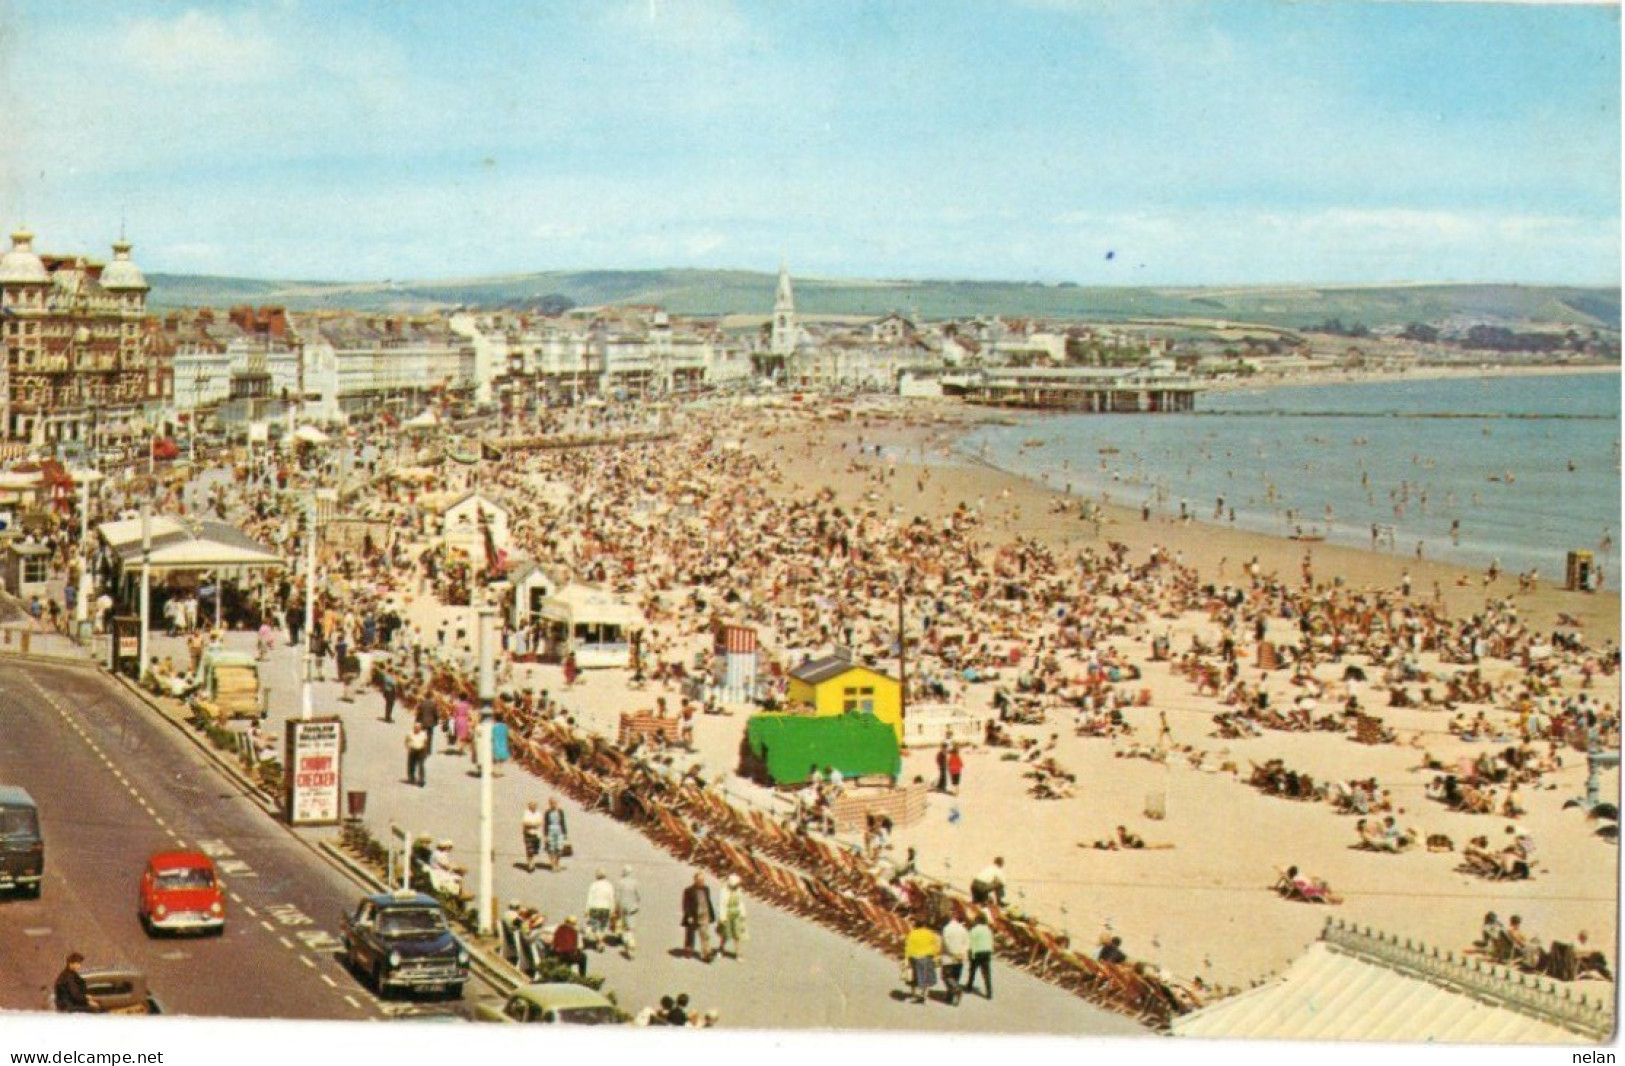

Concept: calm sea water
[[958, 372, 1622, 590]]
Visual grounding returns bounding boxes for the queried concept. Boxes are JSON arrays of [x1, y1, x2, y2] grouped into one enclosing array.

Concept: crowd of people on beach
[[52, 393, 1621, 1019]]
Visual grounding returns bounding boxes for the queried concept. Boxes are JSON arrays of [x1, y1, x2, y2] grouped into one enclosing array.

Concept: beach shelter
[[538, 582, 647, 669], [291, 424, 332, 445], [741, 713, 902, 787], [786, 651, 903, 742], [1172, 920, 1605, 1044]]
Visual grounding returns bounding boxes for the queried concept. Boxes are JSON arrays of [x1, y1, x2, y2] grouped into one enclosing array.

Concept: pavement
[[117, 616, 1148, 1035]]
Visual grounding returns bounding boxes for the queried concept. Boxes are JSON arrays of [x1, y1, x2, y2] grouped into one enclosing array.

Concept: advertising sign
[[284, 717, 344, 826], [248, 421, 270, 444]]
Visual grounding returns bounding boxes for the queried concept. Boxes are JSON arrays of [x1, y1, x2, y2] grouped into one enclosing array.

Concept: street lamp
[[301, 494, 317, 721], [475, 602, 499, 937], [138, 504, 152, 678]]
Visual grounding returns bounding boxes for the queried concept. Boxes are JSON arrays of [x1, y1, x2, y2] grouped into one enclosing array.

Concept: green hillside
[[145, 270, 1620, 333]]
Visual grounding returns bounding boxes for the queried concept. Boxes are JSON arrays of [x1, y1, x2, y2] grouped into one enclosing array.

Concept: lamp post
[[301, 494, 317, 721], [138, 505, 152, 678], [475, 602, 499, 937]]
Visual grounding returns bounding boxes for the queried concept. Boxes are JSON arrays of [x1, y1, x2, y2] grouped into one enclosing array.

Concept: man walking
[[616, 865, 641, 960], [585, 869, 616, 950], [680, 873, 716, 962], [405, 721, 429, 787], [378, 668, 397, 723], [967, 914, 995, 999], [414, 698, 439, 756]]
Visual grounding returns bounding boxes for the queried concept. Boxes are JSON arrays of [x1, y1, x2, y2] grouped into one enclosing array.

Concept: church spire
[[771, 261, 796, 357]]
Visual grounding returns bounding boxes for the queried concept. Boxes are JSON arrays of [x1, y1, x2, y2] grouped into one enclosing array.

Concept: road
[[0, 659, 394, 1021]]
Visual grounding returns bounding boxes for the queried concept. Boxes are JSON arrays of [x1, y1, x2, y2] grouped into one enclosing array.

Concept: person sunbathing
[[1277, 865, 1341, 904]]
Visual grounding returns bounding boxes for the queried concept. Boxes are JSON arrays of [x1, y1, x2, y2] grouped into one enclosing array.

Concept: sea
[[956, 371, 1622, 591]]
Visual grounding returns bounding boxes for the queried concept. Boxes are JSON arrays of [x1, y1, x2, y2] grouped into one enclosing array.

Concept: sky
[[0, 0, 1618, 286]]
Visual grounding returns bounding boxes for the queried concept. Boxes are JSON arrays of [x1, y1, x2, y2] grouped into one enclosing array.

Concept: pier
[[946, 367, 1202, 413]]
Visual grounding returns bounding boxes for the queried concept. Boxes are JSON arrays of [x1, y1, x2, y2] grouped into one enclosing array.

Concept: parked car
[[81, 966, 163, 1014], [472, 982, 620, 1025], [139, 851, 225, 935], [341, 890, 468, 998], [0, 785, 43, 898]]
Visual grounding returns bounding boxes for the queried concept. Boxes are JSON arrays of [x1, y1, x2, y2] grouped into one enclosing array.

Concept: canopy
[[743, 714, 901, 786], [1172, 939, 1593, 1044], [99, 517, 286, 574], [403, 408, 441, 429], [540, 582, 646, 630], [291, 424, 332, 444]]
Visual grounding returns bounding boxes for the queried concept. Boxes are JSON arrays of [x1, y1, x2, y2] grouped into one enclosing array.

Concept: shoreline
[[1200, 362, 1620, 395], [784, 396, 1619, 644]]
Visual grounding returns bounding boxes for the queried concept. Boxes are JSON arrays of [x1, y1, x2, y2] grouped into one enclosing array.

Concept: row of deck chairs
[[497, 704, 1203, 1028]]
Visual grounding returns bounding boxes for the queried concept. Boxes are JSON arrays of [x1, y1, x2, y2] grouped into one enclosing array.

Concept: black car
[[340, 890, 468, 998], [0, 786, 43, 898]]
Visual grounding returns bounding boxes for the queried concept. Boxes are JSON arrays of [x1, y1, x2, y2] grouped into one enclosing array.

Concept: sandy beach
[[718, 396, 1619, 991], [155, 385, 1618, 1015]]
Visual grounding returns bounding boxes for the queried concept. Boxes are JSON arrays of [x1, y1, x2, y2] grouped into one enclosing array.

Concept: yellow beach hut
[[785, 651, 903, 743]]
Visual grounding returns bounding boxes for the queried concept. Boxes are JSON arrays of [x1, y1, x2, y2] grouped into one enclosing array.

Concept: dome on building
[[0, 229, 49, 285], [99, 239, 148, 291]]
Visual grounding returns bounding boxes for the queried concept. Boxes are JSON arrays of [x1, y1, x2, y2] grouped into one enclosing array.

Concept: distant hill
[[145, 269, 1621, 333]]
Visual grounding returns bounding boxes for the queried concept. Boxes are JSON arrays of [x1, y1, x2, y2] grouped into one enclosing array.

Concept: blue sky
[[0, 1, 1617, 285]]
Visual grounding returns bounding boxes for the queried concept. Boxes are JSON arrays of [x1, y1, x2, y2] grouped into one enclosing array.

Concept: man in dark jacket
[[54, 953, 96, 1013], [680, 873, 716, 962]]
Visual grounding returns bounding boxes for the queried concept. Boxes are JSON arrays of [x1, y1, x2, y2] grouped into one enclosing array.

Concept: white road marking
[[240, 904, 257, 917], [159, 950, 188, 961], [22, 927, 51, 937], [321, 975, 337, 988], [299, 956, 316, 969], [344, 995, 362, 1009], [229, 893, 243, 904], [279, 936, 295, 950], [260, 920, 276, 932]]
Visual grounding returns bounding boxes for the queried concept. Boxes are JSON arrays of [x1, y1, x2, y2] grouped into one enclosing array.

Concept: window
[[22, 554, 47, 585]]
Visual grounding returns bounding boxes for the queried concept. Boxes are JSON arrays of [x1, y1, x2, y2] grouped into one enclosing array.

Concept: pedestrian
[[563, 651, 579, 687], [405, 721, 429, 787], [966, 914, 995, 999], [520, 801, 544, 872], [935, 743, 949, 793], [414, 698, 439, 756], [378, 668, 397, 723], [451, 698, 472, 755], [585, 869, 616, 950], [940, 915, 970, 1005], [947, 744, 964, 793], [903, 918, 941, 1004], [543, 797, 568, 871], [616, 865, 641, 960], [718, 874, 747, 960], [552, 916, 587, 977], [53, 952, 96, 1013], [680, 873, 716, 962]]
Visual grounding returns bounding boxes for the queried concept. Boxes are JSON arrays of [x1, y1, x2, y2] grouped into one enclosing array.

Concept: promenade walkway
[[135, 619, 1145, 1036]]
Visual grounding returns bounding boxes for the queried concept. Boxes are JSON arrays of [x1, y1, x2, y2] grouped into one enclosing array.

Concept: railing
[[1321, 918, 1614, 1041]]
